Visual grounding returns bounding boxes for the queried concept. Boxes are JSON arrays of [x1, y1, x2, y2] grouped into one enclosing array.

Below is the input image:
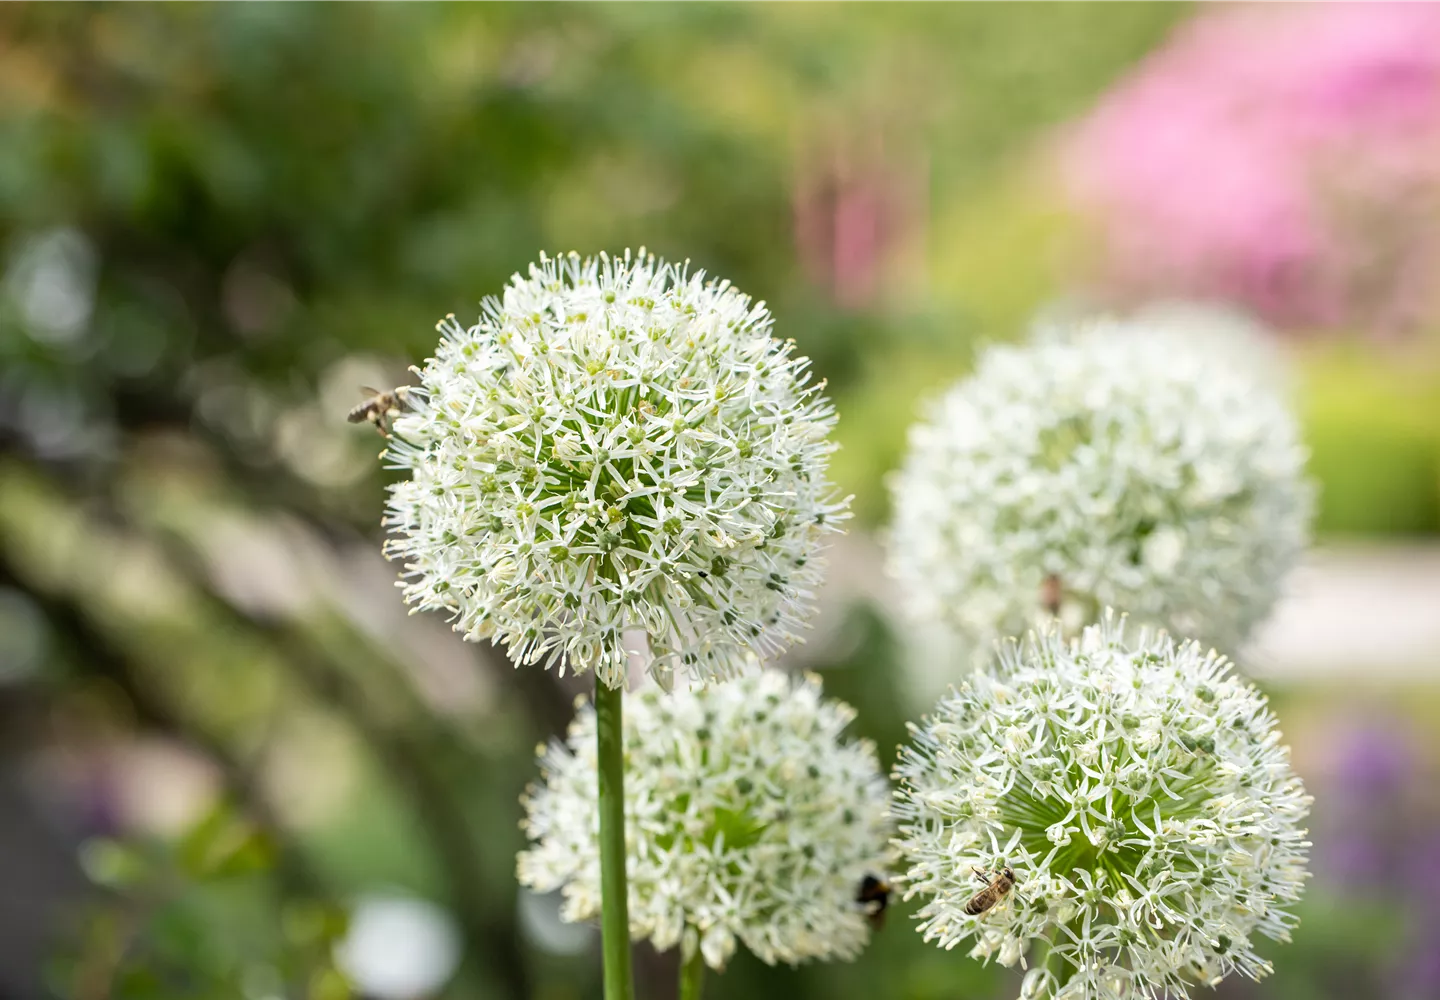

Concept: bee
[[1040, 574, 1063, 617], [855, 874, 892, 929], [347, 386, 412, 436], [964, 865, 1018, 916]]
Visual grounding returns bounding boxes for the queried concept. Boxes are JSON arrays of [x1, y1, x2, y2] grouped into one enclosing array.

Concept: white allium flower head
[[892, 614, 1312, 1000], [383, 250, 849, 688], [517, 669, 892, 971], [885, 315, 1312, 659]]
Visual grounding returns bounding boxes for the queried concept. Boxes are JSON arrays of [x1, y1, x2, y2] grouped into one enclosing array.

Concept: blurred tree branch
[[1, 477, 539, 998], [136, 521, 534, 999], [0, 550, 323, 899]]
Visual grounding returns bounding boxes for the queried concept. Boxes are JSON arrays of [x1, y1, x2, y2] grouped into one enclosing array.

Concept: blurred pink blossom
[[792, 128, 927, 310], [1061, 2, 1440, 333]]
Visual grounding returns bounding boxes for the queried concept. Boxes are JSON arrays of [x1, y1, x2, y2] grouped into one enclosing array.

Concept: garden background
[[1, 4, 1438, 999]]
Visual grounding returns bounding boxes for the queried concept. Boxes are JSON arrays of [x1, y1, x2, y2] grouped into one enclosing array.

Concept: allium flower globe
[[517, 670, 892, 970], [384, 251, 848, 688], [886, 316, 1312, 658], [893, 616, 1312, 1000]]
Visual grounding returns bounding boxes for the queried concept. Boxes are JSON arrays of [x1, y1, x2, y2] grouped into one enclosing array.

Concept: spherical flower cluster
[[383, 250, 848, 688], [517, 669, 892, 970], [885, 315, 1312, 659], [892, 616, 1312, 1000]]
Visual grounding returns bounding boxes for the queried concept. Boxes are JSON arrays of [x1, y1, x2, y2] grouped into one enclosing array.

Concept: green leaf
[[177, 800, 274, 880], [79, 838, 150, 889], [706, 807, 768, 852]]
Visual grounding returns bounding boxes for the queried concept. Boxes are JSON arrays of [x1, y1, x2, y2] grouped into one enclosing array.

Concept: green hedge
[[1301, 349, 1440, 537]]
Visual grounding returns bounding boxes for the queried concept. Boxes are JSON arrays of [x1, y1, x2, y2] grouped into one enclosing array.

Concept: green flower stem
[[595, 677, 634, 1000], [1054, 962, 1077, 994], [679, 944, 706, 1000], [1043, 924, 1081, 996]]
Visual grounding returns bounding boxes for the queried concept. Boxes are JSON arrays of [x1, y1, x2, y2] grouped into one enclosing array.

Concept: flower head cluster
[[383, 251, 848, 688], [517, 669, 892, 970], [892, 616, 1312, 1000], [886, 316, 1312, 659]]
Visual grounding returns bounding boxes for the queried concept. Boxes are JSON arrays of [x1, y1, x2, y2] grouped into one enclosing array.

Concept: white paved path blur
[[1245, 544, 1440, 682], [812, 537, 1440, 684]]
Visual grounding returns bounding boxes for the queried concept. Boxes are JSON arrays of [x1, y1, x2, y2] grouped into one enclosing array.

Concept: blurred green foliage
[[1301, 349, 1440, 536], [54, 801, 350, 1000]]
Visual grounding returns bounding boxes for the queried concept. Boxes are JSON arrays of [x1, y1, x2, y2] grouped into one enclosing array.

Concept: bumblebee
[[856, 874, 892, 929]]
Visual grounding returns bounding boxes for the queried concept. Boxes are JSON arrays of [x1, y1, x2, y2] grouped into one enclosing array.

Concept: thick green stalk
[[595, 677, 634, 1000], [678, 944, 706, 1000]]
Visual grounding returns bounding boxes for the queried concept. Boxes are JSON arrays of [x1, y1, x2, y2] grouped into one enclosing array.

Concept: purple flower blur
[[1400, 834, 1440, 1000], [1319, 723, 1415, 886], [1060, 3, 1440, 333], [1333, 722, 1415, 801], [1316, 721, 1440, 999]]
